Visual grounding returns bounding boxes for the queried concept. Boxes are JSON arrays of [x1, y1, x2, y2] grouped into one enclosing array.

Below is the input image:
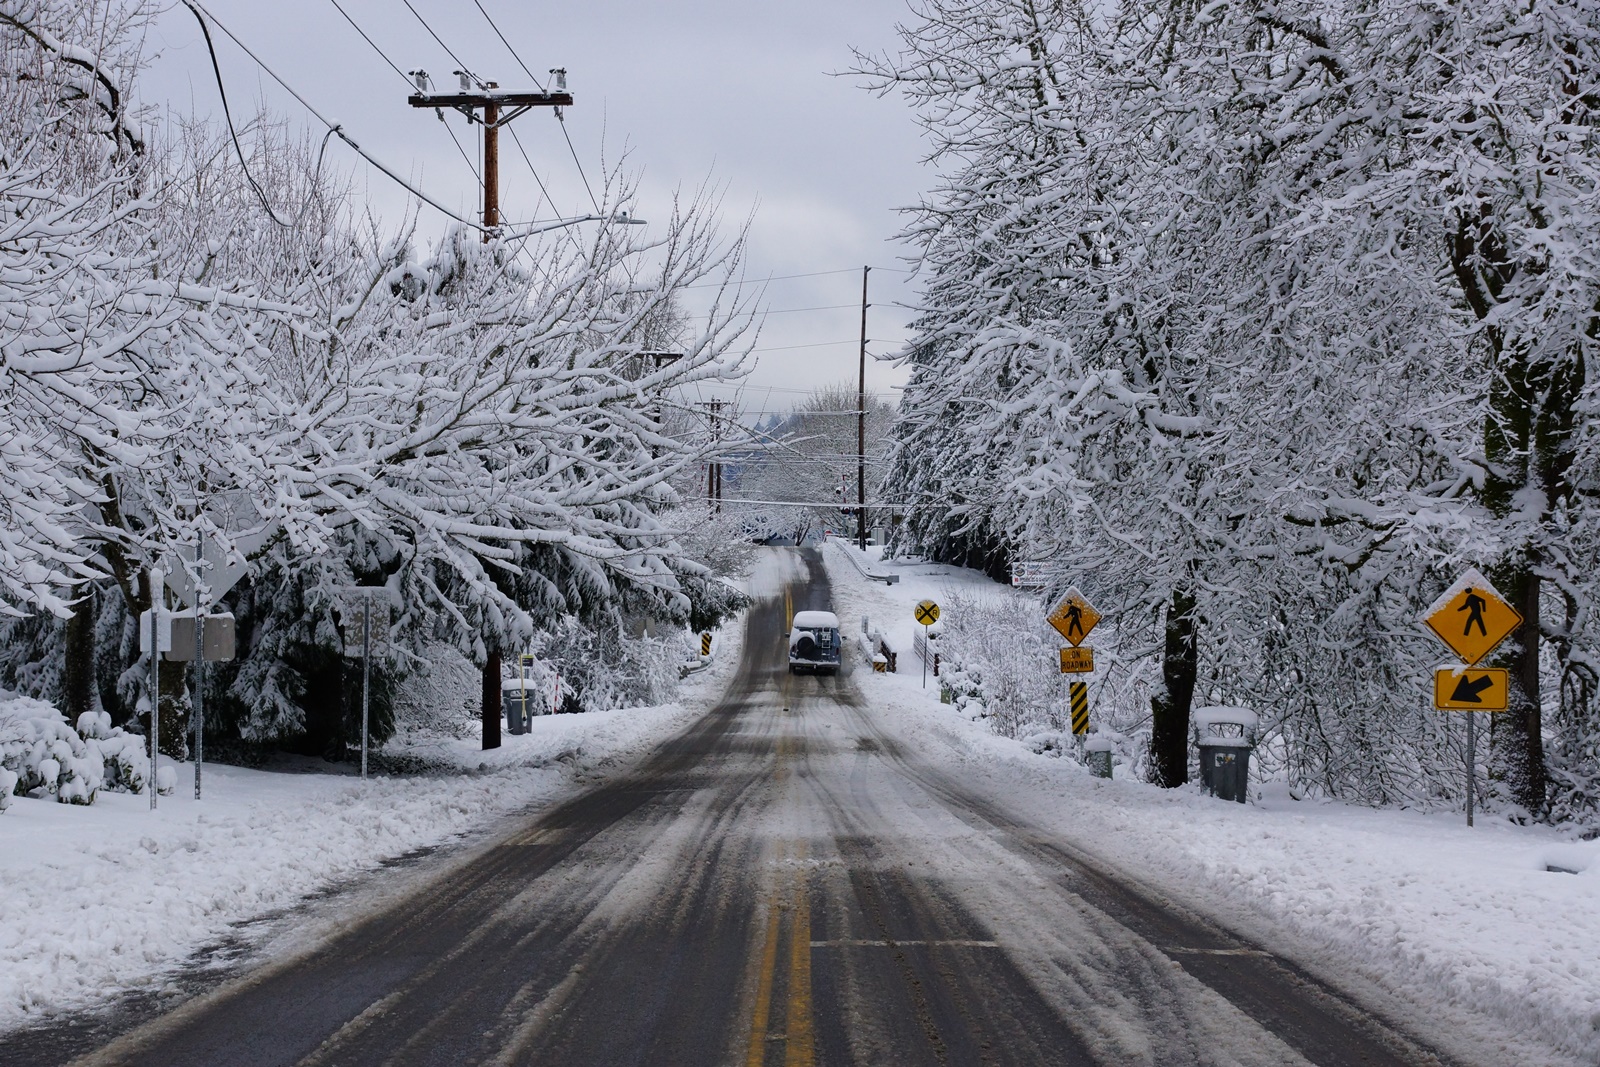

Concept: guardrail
[[828, 539, 899, 584], [912, 627, 941, 677], [857, 615, 898, 673]]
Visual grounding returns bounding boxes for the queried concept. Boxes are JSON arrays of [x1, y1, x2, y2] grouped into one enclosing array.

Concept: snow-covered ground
[[822, 538, 1600, 1066], [0, 559, 791, 1033]]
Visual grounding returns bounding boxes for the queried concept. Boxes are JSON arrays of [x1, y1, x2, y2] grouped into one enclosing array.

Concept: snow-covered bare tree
[[863, 0, 1600, 822], [739, 382, 894, 544]]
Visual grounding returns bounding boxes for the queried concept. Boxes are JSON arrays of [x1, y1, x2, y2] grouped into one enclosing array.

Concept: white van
[[788, 610, 842, 675]]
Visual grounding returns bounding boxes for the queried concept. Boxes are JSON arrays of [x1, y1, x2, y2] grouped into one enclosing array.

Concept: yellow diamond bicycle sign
[[1422, 568, 1523, 666], [1047, 587, 1099, 647]]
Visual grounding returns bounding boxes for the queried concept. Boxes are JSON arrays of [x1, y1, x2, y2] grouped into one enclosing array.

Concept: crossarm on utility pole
[[406, 82, 572, 242]]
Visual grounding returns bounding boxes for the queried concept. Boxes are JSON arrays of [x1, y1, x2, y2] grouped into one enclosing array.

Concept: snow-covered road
[[5, 546, 1570, 1067]]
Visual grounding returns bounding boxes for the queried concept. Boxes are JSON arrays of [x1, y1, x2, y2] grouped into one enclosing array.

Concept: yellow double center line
[[745, 840, 813, 1066]]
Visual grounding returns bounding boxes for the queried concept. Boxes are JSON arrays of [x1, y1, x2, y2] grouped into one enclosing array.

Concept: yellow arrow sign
[[1422, 569, 1522, 665], [1433, 666, 1509, 711], [914, 600, 940, 626], [1047, 587, 1100, 646]]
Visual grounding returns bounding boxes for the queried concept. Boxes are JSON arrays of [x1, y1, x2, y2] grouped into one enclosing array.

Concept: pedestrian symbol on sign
[[1460, 589, 1488, 637], [1046, 588, 1100, 647], [1064, 603, 1085, 640]]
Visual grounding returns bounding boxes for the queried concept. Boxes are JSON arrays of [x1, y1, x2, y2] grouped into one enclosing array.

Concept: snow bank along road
[[23, 550, 1496, 1066]]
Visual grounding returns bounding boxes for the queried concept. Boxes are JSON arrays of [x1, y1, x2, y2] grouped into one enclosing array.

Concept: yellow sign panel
[[1047, 587, 1100, 646], [1433, 667, 1509, 711], [1059, 647, 1094, 674], [914, 600, 940, 626], [1422, 569, 1522, 665]]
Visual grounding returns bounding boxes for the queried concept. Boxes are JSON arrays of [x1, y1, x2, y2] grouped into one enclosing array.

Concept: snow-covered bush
[[0, 689, 149, 808]]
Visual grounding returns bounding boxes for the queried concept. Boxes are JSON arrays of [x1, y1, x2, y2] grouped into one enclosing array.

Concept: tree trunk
[[61, 593, 95, 722], [159, 661, 189, 760], [1486, 549, 1545, 812], [1150, 588, 1197, 787], [1453, 204, 1560, 814], [481, 651, 502, 751]]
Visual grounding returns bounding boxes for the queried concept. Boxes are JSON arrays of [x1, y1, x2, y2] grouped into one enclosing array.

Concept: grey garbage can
[[1084, 736, 1113, 779], [1192, 706, 1258, 803], [502, 685, 533, 735]]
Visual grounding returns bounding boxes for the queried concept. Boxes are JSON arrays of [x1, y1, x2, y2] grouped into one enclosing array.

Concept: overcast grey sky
[[143, 0, 930, 418]]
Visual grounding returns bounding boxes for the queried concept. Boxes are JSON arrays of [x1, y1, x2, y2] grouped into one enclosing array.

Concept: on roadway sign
[[1047, 587, 1100, 646], [1433, 666, 1509, 711], [1058, 647, 1094, 673], [914, 600, 940, 626], [1422, 568, 1522, 665]]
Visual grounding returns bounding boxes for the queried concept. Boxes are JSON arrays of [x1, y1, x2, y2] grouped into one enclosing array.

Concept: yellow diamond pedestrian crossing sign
[[1422, 568, 1522, 666], [1047, 588, 1099, 647]]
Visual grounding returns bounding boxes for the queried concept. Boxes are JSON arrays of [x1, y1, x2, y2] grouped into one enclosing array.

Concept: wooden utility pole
[[408, 71, 572, 241], [858, 266, 870, 551], [709, 400, 723, 513], [482, 86, 498, 236]]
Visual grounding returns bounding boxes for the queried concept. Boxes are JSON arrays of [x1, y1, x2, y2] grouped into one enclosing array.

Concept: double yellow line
[[744, 837, 814, 1067]]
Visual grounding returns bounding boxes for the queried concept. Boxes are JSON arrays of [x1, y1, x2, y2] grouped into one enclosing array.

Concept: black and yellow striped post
[[1070, 682, 1089, 736], [700, 631, 713, 657]]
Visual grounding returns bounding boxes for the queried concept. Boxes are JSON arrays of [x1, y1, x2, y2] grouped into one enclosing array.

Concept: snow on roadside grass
[[0, 610, 749, 1031], [822, 541, 1600, 1067]]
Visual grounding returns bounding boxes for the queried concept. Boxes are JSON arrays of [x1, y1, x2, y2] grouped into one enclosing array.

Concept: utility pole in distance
[[408, 69, 573, 241], [858, 265, 870, 552]]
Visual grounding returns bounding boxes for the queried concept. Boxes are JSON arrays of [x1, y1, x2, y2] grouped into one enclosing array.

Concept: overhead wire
[[400, 0, 477, 82], [183, 0, 487, 232], [183, 1, 290, 227], [325, 0, 409, 83], [406, 0, 589, 248], [321, 0, 478, 181], [557, 116, 601, 213], [471, 0, 545, 90], [676, 266, 913, 290]]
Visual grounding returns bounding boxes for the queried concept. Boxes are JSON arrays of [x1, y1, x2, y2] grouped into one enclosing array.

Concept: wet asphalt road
[[16, 549, 1464, 1067]]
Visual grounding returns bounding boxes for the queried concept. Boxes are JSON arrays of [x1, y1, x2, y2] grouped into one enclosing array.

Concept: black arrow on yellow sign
[[1432, 667, 1508, 711], [1450, 674, 1495, 704]]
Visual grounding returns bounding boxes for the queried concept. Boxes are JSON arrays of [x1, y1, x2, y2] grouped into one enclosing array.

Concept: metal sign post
[[194, 589, 204, 800], [335, 587, 389, 778], [913, 600, 940, 689], [1466, 711, 1477, 827], [1421, 569, 1520, 826], [148, 568, 161, 811], [361, 592, 371, 780]]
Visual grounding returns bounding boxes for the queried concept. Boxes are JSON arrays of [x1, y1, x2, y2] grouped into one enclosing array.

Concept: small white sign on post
[[334, 588, 393, 780], [137, 609, 174, 654]]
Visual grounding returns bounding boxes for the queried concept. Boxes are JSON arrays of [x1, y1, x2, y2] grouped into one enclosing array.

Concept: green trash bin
[[1084, 736, 1114, 779], [1192, 706, 1258, 803], [502, 683, 533, 735]]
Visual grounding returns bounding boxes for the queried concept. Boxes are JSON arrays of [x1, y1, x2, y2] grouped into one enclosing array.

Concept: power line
[[443, 118, 481, 183], [471, 0, 545, 91], [184, 0, 488, 232], [325, 0, 409, 85], [557, 113, 601, 214], [749, 338, 874, 353], [320, 0, 479, 183], [507, 124, 585, 254], [676, 266, 915, 290], [401, 0, 477, 82], [183, 1, 290, 227]]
